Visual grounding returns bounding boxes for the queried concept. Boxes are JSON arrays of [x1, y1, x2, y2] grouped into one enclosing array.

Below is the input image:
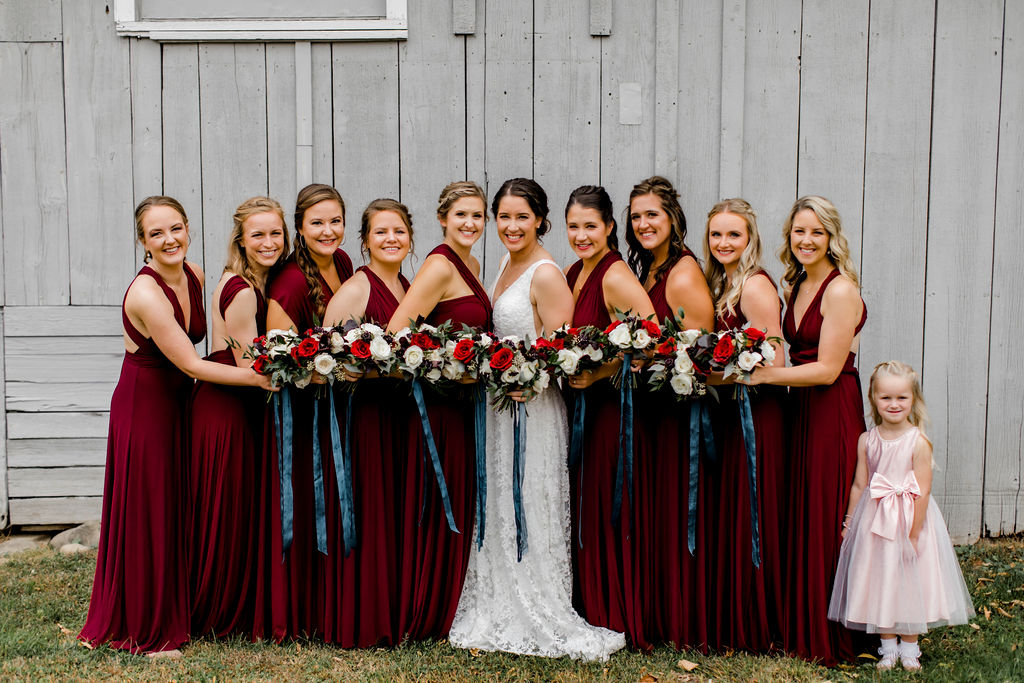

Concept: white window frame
[[113, 0, 407, 41]]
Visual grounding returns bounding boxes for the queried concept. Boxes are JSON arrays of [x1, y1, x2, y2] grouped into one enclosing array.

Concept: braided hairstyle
[[293, 183, 346, 319]]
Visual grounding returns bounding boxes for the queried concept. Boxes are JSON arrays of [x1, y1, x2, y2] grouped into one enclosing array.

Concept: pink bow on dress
[[868, 471, 921, 540]]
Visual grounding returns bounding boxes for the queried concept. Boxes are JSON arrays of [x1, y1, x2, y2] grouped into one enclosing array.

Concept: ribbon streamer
[[330, 388, 357, 555], [736, 385, 761, 568], [571, 389, 586, 549], [686, 399, 718, 555], [311, 399, 328, 554], [611, 352, 635, 527], [273, 388, 294, 554], [411, 379, 460, 533], [473, 385, 488, 549], [512, 402, 529, 561]]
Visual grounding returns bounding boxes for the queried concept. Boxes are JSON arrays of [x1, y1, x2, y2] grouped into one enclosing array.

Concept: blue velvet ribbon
[[473, 384, 488, 549], [273, 388, 294, 554], [736, 385, 761, 568], [411, 379, 460, 533], [512, 401, 528, 561], [311, 399, 328, 554], [611, 352, 634, 527], [571, 388, 586, 549], [686, 399, 718, 555], [330, 388, 357, 556]]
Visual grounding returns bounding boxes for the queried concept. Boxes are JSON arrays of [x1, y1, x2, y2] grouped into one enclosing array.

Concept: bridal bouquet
[[687, 324, 779, 380], [445, 326, 495, 380], [604, 313, 662, 389], [537, 324, 609, 379], [246, 327, 322, 389], [481, 335, 550, 413], [393, 320, 453, 385], [645, 328, 706, 398]]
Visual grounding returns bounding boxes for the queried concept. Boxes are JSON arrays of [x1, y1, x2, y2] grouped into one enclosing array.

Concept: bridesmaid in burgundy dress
[[563, 185, 655, 648], [742, 195, 867, 666], [189, 197, 289, 639], [701, 198, 786, 652], [79, 196, 273, 657], [321, 198, 413, 646], [266, 183, 354, 638], [387, 181, 492, 640], [623, 177, 715, 651]]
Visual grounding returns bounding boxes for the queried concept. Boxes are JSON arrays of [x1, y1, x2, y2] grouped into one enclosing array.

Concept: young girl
[[828, 361, 975, 671]]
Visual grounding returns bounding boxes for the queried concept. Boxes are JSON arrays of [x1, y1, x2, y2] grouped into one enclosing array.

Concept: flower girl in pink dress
[[829, 361, 974, 671]]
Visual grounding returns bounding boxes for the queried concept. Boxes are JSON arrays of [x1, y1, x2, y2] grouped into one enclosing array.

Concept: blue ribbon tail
[[330, 388, 357, 556], [687, 401, 700, 556], [700, 399, 718, 465], [612, 353, 634, 527], [411, 379, 460, 534], [274, 389, 294, 556], [311, 399, 328, 555], [512, 402, 529, 561], [737, 385, 761, 568], [474, 385, 488, 549], [569, 390, 585, 468]]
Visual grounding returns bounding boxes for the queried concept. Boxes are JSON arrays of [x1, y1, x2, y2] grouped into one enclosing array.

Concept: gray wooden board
[[62, 0, 136, 305], [7, 412, 109, 440], [653, 0, 679, 183], [464, 5, 485, 275], [984, 0, 1024, 536], [267, 43, 299, 214], [0, 311, 6, 527], [130, 36, 164, 272], [857, 0, 933, 395], [9, 496, 102, 525], [5, 354, 124, 383], [924, 0, 1004, 543], [6, 337, 123, 355], [310, 42, 335, 187], [533, 0, 602, 272], [717, 0, 743, 197], [0, 41, 70, 306], [589, 0, 611, 36], [8, 466, 103, 498], [7, 438, 106, 468], [7, 382, 116, 413], [4, 305, 121, 336], [0, 0, 62, 42], [452, 0, 476, 34]]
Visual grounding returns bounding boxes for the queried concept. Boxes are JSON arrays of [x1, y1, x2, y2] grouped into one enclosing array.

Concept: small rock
[[49, 520, 101, 550], [0, 534, 50, 557], [59, 543, 91, 555]]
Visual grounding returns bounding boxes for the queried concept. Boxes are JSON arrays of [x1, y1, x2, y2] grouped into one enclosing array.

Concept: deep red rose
[[655, 338, 676, 356], [549, 337, 565, 350], [253, 355, 269, 374], [567, 327, 580, 336], [410, 332, 438, 350], [744, 327, 766, 346], [641, 319, 661, 336], [453, 338, 476, 362], [533, 338, 550, 350], [351, 339, 371, 359], [296, 337, 320, 359], [254, 335, 267, 347], [489, 346, 515, 372], [604, 320, 623, 335], [712, 334, 735, 365]]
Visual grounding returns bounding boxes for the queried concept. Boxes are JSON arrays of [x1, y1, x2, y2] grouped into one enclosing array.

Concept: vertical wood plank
[[718, 0, 745, 197], [0, 42, 69, 305], [62, 0, 136, 304], [796, 0, 869, 259], [590, 0, 612, 36], [0, 0, 62, 41], [984, 0, 1024, 536], [129, 38, 164, 270], [162, 44, 204, 271], [198, 43, 269, 295], [653, 0, 679, 183], [924, 0, 1003, 543], [267, 42, 298, 209], [857, 0, 933, 396], [332, 41, 400, 266], [740, 0, 801, 271], [453, 0, 476, 34], [294, 42, 314, 188], [534, 0, 601, 270], [465, 2, 487, 275], [310, 43, 334, 187], [0, 309, 7, 528]]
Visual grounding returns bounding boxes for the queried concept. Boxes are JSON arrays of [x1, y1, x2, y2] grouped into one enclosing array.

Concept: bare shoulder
[[185, 260, 205, 283], [531, 261, 569, 293], [822, 273, 860, 303], [667, 255, 708, 290], [913, 431, 934, 463], [124, 274, 171, 315], [467, 254, 482, 278], [419, 252, 457, 278], [741, 271, 780, 302]]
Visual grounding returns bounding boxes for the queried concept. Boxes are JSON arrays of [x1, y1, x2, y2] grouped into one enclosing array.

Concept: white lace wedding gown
[[448, 258, 626, 661]]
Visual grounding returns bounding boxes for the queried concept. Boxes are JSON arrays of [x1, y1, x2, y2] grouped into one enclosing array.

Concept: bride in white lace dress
[[449, 179, 626, 661]]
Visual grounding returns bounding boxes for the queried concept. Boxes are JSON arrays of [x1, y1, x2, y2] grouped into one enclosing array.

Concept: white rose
[[737, 350, 762, 372], [313, 353, 337, 376], [427, 348, 444, 364], [344, 327, 361, 344], [362, 323, 383, 336], [678, 329, 701, 345], [293, 373, 312, 390], [760, 341, 776, 363], [394, 327, 411, 341], [633, 328, 652, 349], [269, 343, 290, 358], [479, 333, 493, 347], [442, 362, 463, 381], [673, 352, 693, 374], [369, 336, 392, 361], [670, 371, 694, 395], [535, 370, 550, 392], [501, 366, 520, 384], [607, 324, 632, 349], [418, 323, 437, 334], [519, 361, 538, 383], [330, 331, 345, 353], [444, 339, 458, 355], [556, 348, 580, 375], [404, 346, 424, 369], [584, 345, 604, 362], [425, 367, 442, 382]]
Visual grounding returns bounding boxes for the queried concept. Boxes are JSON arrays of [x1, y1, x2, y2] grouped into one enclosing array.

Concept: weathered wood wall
[[0, 0, 1020, 542]]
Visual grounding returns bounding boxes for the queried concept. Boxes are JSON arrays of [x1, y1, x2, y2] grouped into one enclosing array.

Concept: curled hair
[[624, 176, 689, 283], [437, 180, 488, 233], [223, 196, 290, 288], [135, 195, 188, 242], [778, 195, 860, 288], [491, 178, 551, 237], [565, 185, 618, 251], [703, 198, 765, 319], [869, 360, 932, 450], [293, 183, 346, 319], [360, 198, 413, 260]]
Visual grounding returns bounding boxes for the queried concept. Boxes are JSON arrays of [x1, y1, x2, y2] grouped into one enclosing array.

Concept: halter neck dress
[[79, 263, 206, 653]]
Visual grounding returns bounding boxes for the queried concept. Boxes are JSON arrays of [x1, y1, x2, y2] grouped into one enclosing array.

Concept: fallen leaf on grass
[[983, 606, 992, 620], [638, 675, 657, 682], [977, 577, 994, 584], [970, 623, 981, 630], [1011, 643, 1019, 652], [78, 640, 94, 650], [677, 659, 699, 672], [470, 648, 483, 657], [997, 606, 1013, 618], [56, 623, 74, 636], [856, 653, 878, 660]]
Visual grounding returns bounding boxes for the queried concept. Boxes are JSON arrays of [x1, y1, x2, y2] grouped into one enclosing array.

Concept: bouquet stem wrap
[[310, 399, 328, 554], [273, 388, 294, 554], [687, 399, 718, 555], [512, 401, 528, 561], [736, 385, 761, 567], [611, 352, 634, 528], [411, 379, 459, 533], [473, 385, 488, 549], [331, 388, 357, 556]]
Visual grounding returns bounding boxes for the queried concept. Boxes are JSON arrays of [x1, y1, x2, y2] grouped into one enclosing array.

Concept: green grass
[[1, 537, 1021, 681]]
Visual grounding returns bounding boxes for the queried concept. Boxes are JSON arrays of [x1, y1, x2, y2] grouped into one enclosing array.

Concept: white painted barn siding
[[0, 0, 1020, 542]]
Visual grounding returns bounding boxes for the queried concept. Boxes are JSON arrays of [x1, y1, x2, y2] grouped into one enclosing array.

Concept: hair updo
[[491, 178, 551, 237], [437, 181, 488, 232], [565, 185, 618, 251], [360, 198, 413, 258]]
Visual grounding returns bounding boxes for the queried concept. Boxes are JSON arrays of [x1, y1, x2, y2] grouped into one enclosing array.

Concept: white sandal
[[876, 638, 900, 670], [899, 641, 922, 671]]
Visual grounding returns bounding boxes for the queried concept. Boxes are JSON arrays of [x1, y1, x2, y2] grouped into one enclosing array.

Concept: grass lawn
[[1, 536, 1021, 682]]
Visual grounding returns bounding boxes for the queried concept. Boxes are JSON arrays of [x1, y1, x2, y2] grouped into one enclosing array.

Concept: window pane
[[136, 0, 388, 21]]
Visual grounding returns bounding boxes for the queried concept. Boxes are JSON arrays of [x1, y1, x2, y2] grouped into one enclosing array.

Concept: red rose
[[453, 338, 476, 361], [253, 355, 269, 374], [351, 339, 371, 359], [655, 338, 676, 356], [744, 327, 766, 346], [410, 332, 438, 350], [489, 346, 514, 372], [549, 337, 565, 351], [604, 320, 623, 335], [567, 327, 580, 336], [641, 319, 661, 336], [712, 334, 734, 365], [295, 337, 320, 359]]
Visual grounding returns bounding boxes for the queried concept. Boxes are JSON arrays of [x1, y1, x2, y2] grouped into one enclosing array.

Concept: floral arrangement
[[247, 327, 320, 389], [534, 324, 609, 379], [335, 320, 398, 375], [445, 327, 495, 381], [392, 320, 453, 384], [480, 335, 550, 413], [646, 328, 706, 398], [686, 324, 779, 381]]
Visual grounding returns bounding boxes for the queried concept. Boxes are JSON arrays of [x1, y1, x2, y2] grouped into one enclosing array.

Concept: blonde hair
[[224, 196, 290, 287], [135, 196, 189, 262], [703, 198, 764, 319], [869, 360, 932, 448], [437, 180, 488, 232], [778, 195, 860, 288]]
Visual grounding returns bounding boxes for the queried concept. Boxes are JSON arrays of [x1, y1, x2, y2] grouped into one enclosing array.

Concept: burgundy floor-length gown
[[397, 244, 491, 640], [262, 250, 353, 640], [188, 275, 268, 638], [705, 270, 787, 652], [566, 250, 647, 649], [783, 268, 867, 666], [79, 263, 206, 654], [634, 250, 708, 652], [322, 266, 411, 647]]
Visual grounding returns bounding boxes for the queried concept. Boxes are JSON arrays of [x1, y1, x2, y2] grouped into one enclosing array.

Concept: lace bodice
[[491, 258, 558, 341]]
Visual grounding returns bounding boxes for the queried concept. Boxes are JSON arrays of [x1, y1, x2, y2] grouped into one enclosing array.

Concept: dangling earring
[[144, 250, 152, 263]]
